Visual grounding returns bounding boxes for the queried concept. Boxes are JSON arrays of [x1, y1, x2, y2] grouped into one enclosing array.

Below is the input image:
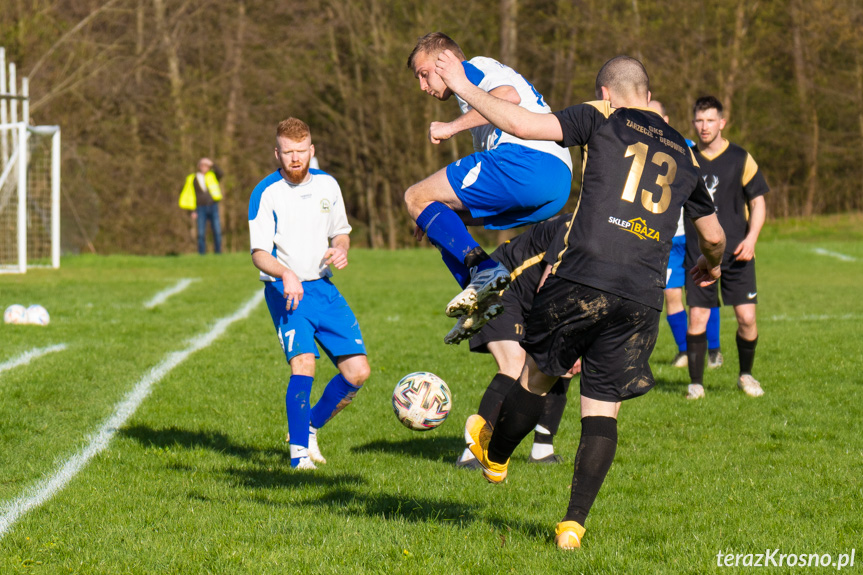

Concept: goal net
[[0, 123, 60, 273]]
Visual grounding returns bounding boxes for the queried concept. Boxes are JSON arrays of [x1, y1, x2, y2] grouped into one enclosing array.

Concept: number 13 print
[[621, 142, 677, 214]]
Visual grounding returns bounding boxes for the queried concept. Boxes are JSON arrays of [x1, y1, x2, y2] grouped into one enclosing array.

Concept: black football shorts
[[685, 256, 757, 307], [469, 276, 533, 353], [522, 276, 660, 402]]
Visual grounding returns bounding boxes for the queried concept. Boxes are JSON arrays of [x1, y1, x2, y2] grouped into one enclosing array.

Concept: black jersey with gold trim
[[490, 212, 571, 291], [550, 101, 715, 310], [690, 140, 769, 253]]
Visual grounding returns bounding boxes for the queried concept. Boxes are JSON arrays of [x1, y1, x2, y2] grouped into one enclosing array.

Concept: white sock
[[290, 444, 309, 460], [530, 442, 554, 460]]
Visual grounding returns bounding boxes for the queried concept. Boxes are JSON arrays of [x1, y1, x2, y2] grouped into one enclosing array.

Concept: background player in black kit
[[435, 52, 726, 550], [455, 213, 578, 469], [683, 95, 769, 400]]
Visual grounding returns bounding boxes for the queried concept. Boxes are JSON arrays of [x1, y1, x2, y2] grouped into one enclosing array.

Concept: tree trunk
[[126, 0, 144, 212], [222, 0, 246, 253], [630, 0, 643, 62], [857, 54, 863, 169], [721, 0, 748, 118], [153, 0, 190, 161], [791, 0, 818, 217], [500, 0, 518, 69]]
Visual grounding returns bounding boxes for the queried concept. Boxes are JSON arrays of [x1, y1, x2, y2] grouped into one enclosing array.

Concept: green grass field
[[1, 222, 862, 574]]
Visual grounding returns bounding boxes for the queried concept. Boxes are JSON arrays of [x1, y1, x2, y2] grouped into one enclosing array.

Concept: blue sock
[[707, 307, 721, 350], [286, 374, 314, 466], [416, 202, 479, 283], [666, 310, 688, 353], [310, 374, 362, 429], [441, 250, 471, 288]]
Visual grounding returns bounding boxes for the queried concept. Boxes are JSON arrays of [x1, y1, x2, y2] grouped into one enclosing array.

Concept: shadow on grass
[[120, 424, 285, 460], [351, 435, 465, 461], [121, 424, 367, 490], [297, 487, 550, 540], [121, 425, 548, 538], [650, 377, 690, 396], [224, 466, 365, 490]]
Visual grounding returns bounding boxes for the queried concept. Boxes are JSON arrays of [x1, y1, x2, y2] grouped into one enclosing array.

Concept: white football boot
[[443, 293, 504, 345], [685, 383, 705, 400], [445, 261, 511, 318], [307, 427, 327, 464], [737, 374, 764, 397]]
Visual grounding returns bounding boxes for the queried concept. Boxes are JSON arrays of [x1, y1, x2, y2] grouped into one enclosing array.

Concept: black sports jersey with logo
[[550, 101, 715, 310], [491, 212, 571, 287], [687, 140, 769, 256]]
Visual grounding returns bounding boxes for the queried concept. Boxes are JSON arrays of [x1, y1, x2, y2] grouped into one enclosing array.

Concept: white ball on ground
[[4, 304, 27, 324], [25, 304, 50, 326]]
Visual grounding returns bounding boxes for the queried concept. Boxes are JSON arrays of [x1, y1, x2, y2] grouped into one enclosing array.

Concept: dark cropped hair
[[693, 95, 724, 117]]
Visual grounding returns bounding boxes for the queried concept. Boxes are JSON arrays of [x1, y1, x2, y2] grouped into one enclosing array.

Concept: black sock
[[736, 333, 758, 375], [687, 332, 707, 385], [463, 246, 491, 269], [535, 378, 569, 440], [487, 384, 544, 464], [477, 373, 517, 425], [563, 416, 618, 525]]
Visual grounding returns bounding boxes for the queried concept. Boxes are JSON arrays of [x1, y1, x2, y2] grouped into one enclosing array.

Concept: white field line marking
[[143, 278, 199, 309], [768, 313, 862, 322], [0, 344, 68, 375], [812, 247, 856, 262], [0, 290, 264, 539]]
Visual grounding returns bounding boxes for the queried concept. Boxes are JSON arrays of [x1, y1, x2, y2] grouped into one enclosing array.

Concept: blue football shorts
[[665, 234, 687, 289], [445, 143, 572, 230], [264, 277, 366, 364]]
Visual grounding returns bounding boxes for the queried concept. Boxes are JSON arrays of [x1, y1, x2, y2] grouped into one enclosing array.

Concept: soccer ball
[[25, 304, 50, 326], [392, 372, 452, 431], [4, 304, 27, 325]]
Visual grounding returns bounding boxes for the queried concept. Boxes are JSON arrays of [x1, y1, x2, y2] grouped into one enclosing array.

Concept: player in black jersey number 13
[[435, 53, 727, 550]]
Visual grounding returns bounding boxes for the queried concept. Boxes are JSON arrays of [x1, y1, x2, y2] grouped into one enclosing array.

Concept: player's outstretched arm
[[435, 49, 562, 142], [690, 213, 725, 286]]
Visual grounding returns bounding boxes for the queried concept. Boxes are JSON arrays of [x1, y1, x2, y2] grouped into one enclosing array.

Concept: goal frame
[[0, 46, 61, 274]]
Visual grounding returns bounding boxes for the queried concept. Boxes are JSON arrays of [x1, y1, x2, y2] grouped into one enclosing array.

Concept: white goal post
[[0, 47, 61, 274]]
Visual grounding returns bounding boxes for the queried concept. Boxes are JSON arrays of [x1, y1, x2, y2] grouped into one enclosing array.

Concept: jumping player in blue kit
[[405, 33, 573, 343], [249, 117, 370, 470]]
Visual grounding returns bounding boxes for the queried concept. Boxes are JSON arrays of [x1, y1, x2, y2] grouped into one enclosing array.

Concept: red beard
[[284, 163, 309, 185]]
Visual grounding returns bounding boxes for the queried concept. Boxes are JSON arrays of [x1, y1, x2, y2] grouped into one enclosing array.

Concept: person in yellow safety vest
[[179, 157, 224, 254]]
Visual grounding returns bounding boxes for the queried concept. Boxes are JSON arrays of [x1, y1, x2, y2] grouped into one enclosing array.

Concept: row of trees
[[1, 0, 861, 254]]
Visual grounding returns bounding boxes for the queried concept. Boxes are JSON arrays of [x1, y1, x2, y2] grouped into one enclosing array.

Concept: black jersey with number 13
[[548, 101, 715, 311]]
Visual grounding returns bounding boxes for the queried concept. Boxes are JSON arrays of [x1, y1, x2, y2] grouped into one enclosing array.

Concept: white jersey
[[456, 56, 572, 172], [248, 169, 352, 282]]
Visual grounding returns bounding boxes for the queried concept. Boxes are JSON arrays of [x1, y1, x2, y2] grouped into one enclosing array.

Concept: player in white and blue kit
[[405, 33, 573, 342], [648, 100, 722, 369], [249, 117, 370, 470]]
